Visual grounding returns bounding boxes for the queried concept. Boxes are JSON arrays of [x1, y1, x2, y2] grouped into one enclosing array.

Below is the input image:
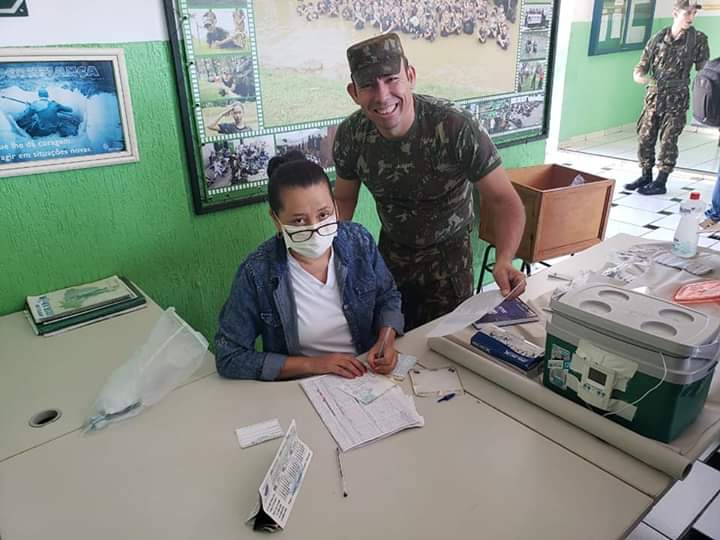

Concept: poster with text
[[0, 50, 139, 177]]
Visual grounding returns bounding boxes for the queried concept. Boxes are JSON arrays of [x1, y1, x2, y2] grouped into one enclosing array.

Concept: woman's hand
[[316, 353, 367, 378], [367, 328, 398, 375]]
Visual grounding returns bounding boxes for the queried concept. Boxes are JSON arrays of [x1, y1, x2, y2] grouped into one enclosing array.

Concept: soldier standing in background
[[332, 33, 526, 331], [625, 0, 709, 196]]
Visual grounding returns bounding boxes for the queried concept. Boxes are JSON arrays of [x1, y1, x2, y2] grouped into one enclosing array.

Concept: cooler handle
[[693, 341, 720, 360]]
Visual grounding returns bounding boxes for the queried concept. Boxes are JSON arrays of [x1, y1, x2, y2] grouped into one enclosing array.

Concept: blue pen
[[437, 392, 456, 403]]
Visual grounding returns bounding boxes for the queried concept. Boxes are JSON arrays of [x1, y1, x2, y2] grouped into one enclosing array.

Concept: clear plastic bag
[[84, 307, 209, 432]]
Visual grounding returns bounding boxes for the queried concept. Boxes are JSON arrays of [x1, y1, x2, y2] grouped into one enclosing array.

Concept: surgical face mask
[[279, 214, 338, 259]]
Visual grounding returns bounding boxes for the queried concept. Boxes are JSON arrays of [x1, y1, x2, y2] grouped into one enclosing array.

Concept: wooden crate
[[479, 164, 615, 262]]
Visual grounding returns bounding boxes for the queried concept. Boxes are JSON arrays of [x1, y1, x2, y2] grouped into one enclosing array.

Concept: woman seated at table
[[215, 151, 404, 380]]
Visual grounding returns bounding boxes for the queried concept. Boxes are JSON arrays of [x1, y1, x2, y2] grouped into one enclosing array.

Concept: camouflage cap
[[673, 0, 702, 10], [346, 33, 404, 87]]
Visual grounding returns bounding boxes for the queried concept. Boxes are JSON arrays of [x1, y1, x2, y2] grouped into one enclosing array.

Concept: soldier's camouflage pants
[[379, 225, 474, 332], [637, 94, 688, 174]]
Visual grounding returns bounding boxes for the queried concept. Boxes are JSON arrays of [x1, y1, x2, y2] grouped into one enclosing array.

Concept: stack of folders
[[24, 275, 146, 337], [470, 325, 545, 379]]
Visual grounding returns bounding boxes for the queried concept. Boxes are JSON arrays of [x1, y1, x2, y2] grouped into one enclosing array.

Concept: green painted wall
[[559, 15, 720, 142], [0, 41, 273, 341], [0, 40, 544, 341], [558, 21, 655, 141]]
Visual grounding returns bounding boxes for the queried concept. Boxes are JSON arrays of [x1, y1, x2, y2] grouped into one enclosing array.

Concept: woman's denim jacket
[[215, 221, 404, 380]]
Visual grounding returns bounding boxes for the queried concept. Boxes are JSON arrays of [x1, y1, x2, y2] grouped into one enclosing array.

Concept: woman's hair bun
[[267, 150, 307, 178]]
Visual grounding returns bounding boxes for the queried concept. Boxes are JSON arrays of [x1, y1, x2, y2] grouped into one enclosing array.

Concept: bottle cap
[[690, 192, 701, 200]]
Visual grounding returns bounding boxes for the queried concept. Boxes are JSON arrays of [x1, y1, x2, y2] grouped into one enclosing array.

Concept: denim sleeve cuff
[[378, 310, 405, 337], [260, 352, 288, 381]]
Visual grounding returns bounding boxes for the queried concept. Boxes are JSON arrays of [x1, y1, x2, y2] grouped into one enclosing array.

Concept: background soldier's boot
[[638, 171, 669, 196], [624, 169, 653, 191]]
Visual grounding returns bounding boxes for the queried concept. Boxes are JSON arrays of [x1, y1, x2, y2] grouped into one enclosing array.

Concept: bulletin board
[[164, 0, 560, 214]]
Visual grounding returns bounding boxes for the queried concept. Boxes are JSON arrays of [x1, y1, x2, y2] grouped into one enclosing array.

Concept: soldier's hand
[[493, 259, 526, 299], [633, 69, 651, 85]]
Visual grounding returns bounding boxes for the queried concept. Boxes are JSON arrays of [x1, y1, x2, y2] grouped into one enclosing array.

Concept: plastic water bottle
[[672, 192, 705, 258]]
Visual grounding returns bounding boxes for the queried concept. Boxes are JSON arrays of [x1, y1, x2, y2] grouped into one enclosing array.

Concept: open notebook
[[300, 374, 424, 452]]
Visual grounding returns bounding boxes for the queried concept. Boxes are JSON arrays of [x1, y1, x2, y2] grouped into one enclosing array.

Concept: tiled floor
[[546, 148, 720, 253], [559, 124, 720, 175]]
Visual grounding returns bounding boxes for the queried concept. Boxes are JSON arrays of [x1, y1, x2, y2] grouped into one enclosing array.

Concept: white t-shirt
[[287, 250, 355, 357]]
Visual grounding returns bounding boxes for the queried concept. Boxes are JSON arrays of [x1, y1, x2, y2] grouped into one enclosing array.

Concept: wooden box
[[479, 164, 615, 262]]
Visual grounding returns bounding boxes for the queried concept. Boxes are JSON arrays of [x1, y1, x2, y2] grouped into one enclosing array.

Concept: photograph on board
[[522, 3, 552, 31], [195, 55, 256, 103], [202, 134, 275, 188], [274, 125, 337, 169], [201, 98, 259, 136], [187, 8, 250, 55], [518, 31, 550, 61], [517, 60, 545, 92], [464, 93, 544, 135]]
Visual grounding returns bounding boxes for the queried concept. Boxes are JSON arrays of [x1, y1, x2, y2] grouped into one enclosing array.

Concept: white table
[[0, 235, 716, 539], [0, 296, 215, 462], [0, 374, 653, 540], [398, 233, 675, 499]]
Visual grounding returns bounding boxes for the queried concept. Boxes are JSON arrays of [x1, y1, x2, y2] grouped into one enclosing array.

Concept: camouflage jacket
[[333, 94, 502, 248], [636, 26, 709, 108]]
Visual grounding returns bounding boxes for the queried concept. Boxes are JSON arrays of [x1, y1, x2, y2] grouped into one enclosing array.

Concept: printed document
[[340, 372, 395, 404], [247, 420, 312, 531], [300, 375, 424, 452], [427, 283, 521, 338]]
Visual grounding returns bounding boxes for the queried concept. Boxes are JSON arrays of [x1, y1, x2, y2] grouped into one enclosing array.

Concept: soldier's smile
[[347, 63, 417, 139], [373, 102, 399, 117]]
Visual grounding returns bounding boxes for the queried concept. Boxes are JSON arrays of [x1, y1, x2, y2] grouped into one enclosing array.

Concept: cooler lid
[[550, 284, 720, 357]]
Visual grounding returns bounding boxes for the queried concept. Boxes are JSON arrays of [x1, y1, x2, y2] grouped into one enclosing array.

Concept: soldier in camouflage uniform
[[625, 0, 709, 196], [332, 33, 526, 331]]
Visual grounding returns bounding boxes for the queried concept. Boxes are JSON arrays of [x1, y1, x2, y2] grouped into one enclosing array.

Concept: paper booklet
[[24, 303, 147, 337], [300, 374, 424, 452], [26, 275, 136, 323], [473, 297, 539, 328], [246, 420, 312, 532]]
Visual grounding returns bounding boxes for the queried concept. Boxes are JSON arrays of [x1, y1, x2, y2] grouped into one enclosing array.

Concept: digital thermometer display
[[588, 367, 607, 385]]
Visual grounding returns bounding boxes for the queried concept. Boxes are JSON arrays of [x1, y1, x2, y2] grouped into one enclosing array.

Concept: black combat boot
[[638, 171, 668, 195], [624, 169, 653, 191]]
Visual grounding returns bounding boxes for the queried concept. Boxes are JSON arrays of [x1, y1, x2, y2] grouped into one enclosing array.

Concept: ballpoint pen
[[377, 327, 391, 359], [547, 271, 573, 282], [336, 447, 348, 498], [437, 392, 457, 403]]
